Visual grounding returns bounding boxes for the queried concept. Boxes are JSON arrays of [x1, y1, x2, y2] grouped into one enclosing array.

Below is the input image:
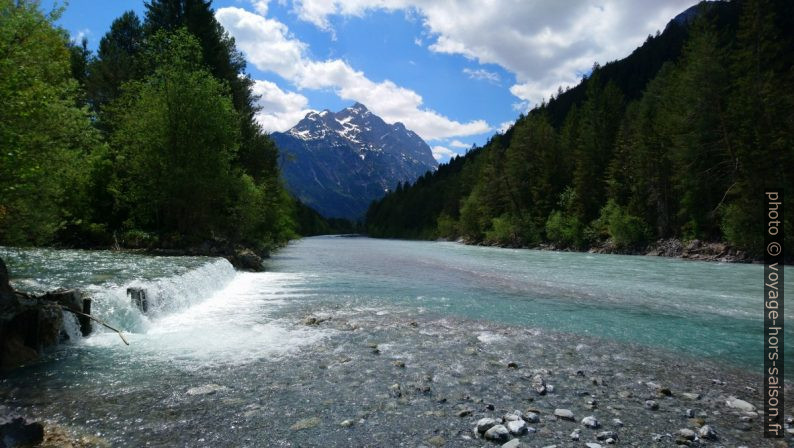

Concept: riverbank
[[453, 237, 760, 264]]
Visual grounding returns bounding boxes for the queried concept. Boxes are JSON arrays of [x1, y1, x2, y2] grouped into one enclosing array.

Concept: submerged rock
[[0, 417, 44, 447], [290, 417, 321, 431], [186, 384, 226, 396], [427, 435, 445, 446]]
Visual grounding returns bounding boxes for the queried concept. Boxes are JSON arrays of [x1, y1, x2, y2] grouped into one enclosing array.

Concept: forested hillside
[[0, 0, 338, 253], [366, 0, 793, 258]]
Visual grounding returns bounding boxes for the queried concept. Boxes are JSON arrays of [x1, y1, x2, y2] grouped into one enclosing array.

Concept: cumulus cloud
[[217, 6, 491, 141], [289, 0, 697, 106], [463, 68, 500, 84], [251, 80, 315, 132], [431, 145, 457, 161], [449, 140, 470, 149]]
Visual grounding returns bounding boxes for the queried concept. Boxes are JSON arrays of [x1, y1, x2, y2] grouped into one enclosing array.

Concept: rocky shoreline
[[458, 237, 760, 264], [286, 310, 791, 447]]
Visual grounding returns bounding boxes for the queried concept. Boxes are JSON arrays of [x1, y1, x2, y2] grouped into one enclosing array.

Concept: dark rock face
[[0, 258, 14, 306], [40, 289, 92, 336], [272, 103, 438, 219], [0, 296, 62, 370], [228, 248, 263, 272], [0, 417, 44, 447], [0, 257, 91, 370]]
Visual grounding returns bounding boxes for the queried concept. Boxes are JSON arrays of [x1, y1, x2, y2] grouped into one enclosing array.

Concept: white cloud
[[251, 0, 270, 15], [289, 0, 697, 106], [216, 6, 490, 141], [449, 139, 470, 149], [251, 80, 315, 132], [431, 145, 456, 161], [463, 68, 500, 84], [498, 121, 514, 134]]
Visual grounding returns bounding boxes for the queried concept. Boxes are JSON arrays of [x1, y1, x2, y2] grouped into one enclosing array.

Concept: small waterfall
[[86, 258, 237, 333], [60, 310, 83, 342]]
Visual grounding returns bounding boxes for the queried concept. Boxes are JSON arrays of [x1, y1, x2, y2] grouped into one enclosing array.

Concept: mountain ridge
[[272, 103, 437, 220]]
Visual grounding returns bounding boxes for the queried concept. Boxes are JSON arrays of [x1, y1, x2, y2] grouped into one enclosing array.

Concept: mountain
[[271, 103, 438, 219]]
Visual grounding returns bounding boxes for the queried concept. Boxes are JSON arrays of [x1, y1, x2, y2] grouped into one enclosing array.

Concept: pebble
[[457, 408, 473, 417], [503, 412, 522, 422], [484, 425, 510, 443], [392, 360, 405, 368], [644, 400, 659, 410], [725, 396, 756, 412], [290, 417, 320, 431], [611, 418, 623, 427], [581, 415, 600, 428], [340, 420, 353, 427], [684, 409, 694, 418], [186, 384, 225, 396], [501, 439, 521, 448], [698, 424, 717, 440], [427, 435, 445, 447], [531, 374, 547, 395], [523, 412, 540, 423], [570, 428, 581, 440], [596, 430, 618, 441], [682, 392, 701, 400], [506, 419, 528, 435], [553, 409, 575, 421], [585, 443, 603, 448], [475, 418, 498, 434], [677, 429, 696, 440]]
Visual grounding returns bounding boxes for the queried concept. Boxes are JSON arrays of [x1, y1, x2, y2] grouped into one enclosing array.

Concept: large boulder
[[0, 297, 63, 369], [228, 248, 264, 272], [0, 257, 87, 370]]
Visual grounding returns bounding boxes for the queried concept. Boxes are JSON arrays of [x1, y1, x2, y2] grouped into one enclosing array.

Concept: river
[[0, 237, 790, 446]]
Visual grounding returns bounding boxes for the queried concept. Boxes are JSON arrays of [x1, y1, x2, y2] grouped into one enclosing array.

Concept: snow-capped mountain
[[271, 102, 438, 219]]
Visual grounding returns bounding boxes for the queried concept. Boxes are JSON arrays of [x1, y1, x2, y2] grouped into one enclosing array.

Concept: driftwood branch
[[60, 307, 129, 346]]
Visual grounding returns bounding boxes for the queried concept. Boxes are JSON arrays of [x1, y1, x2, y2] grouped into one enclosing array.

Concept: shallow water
[[0, 237, 791, 446]]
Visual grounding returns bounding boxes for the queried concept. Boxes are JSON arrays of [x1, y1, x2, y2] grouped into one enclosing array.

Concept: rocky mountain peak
[[272, 103, 438, 219]]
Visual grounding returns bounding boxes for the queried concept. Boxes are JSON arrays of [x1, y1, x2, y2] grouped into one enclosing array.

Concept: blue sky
[[48, 0, 698, 162]]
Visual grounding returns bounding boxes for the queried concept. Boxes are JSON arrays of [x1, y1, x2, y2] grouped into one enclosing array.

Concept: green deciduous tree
[[0, 0, 103, 245]]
